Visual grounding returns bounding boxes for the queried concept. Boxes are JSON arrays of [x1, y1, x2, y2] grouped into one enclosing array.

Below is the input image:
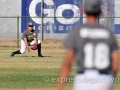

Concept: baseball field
[[0, 46, 119, 90]]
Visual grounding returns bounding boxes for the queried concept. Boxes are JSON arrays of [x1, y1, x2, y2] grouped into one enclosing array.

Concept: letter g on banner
[[29, 0, 54, 24], [56, 4, 80, 24]]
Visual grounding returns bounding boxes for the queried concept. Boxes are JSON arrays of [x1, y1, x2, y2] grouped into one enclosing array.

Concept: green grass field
[[0, 47, 119, 89]]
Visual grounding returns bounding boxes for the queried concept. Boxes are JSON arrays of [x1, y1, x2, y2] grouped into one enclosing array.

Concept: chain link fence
[[0, 16, 120, 48], [0, 16, 67, 49], [0, 17, 19, 47]]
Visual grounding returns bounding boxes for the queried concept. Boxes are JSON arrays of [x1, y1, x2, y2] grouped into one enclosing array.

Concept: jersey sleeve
[[110, 31, 118, 51], [22, 31, 27, 39], [63, 29, 76, 51]]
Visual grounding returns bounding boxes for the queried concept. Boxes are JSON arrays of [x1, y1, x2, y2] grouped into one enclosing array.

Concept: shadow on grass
[[20, 56, 52, 57]]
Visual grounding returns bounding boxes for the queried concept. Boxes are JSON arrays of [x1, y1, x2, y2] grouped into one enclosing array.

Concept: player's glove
[[31, 44, 38, 50]]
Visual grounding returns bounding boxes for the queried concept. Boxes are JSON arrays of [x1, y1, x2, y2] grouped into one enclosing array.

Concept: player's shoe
[[10, 52, 15, 57], [38, 54, 43, 57]]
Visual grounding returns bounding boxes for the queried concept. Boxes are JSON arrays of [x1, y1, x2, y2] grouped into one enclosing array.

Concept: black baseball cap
[[84, 0, 101, 15], [28, 22, 33, 27]]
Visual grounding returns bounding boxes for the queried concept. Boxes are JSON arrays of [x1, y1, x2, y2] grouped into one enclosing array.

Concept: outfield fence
[[0, 16, 120, 48]]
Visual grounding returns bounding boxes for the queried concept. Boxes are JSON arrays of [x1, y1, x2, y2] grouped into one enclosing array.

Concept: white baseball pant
[[20, 40, 41, 54], [73, 70, 113, 90]]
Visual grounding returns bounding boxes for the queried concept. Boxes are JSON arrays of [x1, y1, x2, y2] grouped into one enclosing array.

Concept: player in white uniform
[[56, 0, 119, 90], [10, 22, 43, 57]]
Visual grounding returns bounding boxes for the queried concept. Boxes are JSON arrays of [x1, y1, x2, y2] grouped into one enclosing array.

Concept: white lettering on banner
[[38, 25, 42, 31], [37, 25, 72, 32], [56, 4, 80, 24], [59, 26, 64, 30], [54, 26, 57, 30], [66, 26, 72, 30], [47, 26, 52, 30], [29, 0, 54, 24], [29, 0, 81, 24]]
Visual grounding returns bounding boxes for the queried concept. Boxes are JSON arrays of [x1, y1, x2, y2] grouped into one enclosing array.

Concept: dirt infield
[[0, 88, 119, 90], [0, 39, 63, 48], [0, 38, 120, 48], [0, 88, 60, 90]]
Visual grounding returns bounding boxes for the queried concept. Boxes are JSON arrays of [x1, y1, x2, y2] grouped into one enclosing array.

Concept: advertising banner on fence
[[22, 0, 120, 34], [22, 0, 83, 33]]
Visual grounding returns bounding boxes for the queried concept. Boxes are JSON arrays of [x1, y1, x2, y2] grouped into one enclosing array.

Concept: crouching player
[[10, 22, 43, 57]]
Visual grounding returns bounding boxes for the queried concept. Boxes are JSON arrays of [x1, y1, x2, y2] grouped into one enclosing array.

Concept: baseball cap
[[84, 0, 101, 14], [28, 22, 33, 27]]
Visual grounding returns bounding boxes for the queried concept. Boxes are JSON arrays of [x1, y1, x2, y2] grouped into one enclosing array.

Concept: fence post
[[17, 16, 19, 47], [41, 0, 44, 41]]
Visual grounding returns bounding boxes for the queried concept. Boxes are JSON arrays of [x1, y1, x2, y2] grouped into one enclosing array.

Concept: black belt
[[99, 71, 110, 74], [77, 71, 109, 74]]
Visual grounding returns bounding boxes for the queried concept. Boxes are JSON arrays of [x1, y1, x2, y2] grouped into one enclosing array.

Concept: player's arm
[[34, 32, 38, 45], [56, 49, 75, 90], [111, 50, 119, 75], [34, 38, 37, 45], [24, 38, 30, 52], [109, 30, 119, 76]]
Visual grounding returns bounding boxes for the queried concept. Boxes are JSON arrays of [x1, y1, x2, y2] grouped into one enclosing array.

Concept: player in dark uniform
[[57, 0, 119, 90], [10, 22, 43, 57]]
